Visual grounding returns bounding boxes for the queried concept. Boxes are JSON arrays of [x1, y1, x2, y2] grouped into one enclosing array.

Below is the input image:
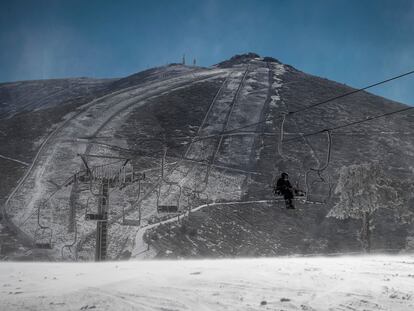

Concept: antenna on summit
[[182, 54, 186, 65]]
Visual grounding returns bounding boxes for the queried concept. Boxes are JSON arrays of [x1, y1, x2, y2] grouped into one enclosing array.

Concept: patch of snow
[[1, 255, 414, 310]]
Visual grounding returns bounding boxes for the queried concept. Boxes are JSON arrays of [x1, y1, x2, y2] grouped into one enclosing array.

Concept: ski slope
[[1, 255, 413, 310]]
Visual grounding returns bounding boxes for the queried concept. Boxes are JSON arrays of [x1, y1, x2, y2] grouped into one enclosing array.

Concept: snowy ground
[[1, 255, 414, 311]]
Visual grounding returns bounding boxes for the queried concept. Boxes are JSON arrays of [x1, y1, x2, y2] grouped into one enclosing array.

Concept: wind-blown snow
[[1, 255, 413, 310]]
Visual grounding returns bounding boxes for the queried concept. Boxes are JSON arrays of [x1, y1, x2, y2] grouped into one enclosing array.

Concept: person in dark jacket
[[274, 172, 295, 209]]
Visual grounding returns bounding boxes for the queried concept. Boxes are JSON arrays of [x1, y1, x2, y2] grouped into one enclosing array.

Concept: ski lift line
[[169, 68, 414, 142], [288, 69, 414, 115], [282, 106, 414, 143], [129, 107, 412, 162]]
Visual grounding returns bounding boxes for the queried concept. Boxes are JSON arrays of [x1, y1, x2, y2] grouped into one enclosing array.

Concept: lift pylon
[[74, 154, 144, 261]]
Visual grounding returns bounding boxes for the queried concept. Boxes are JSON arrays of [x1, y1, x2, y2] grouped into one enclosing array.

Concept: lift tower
[[74, 154, 144, 261]]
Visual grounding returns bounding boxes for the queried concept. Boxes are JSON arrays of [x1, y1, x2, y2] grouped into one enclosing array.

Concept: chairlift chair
[[61, 216, 78, 261], [156, 186, 180, 213], [122, 206, 141, 226], [34, 227, 53, 249], [303, 129, 333, 205], [84, 198, 106, 220], [34, 202, 53, 249], [121, 180, 142, 226], [156, 148, 182, 214], [277, 117, 333, 205]]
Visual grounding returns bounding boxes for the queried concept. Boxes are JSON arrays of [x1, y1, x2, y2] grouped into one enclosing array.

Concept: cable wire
[[283, 106, 414, 143]]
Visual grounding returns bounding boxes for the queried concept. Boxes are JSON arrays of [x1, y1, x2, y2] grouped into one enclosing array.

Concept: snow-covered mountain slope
[[1, 255, 414, 311], [0, 54, 413, 261]]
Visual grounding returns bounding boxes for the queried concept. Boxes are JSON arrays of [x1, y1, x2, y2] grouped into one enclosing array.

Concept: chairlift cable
[[182, 68, 414, 140], [283, 106, 414, 143]]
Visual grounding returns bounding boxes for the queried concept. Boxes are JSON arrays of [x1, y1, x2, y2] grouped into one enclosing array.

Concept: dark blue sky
[[1, 0, 413, 105]]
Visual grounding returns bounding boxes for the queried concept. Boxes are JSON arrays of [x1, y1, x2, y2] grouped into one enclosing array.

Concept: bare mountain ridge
[[0, 53, 412, 261]]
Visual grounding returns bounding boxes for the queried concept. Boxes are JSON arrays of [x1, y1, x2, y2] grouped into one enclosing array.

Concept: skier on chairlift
[[274, 172, 296, 209]]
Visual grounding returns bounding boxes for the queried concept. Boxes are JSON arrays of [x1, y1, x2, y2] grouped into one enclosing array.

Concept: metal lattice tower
[[74, 154, 144, 261]]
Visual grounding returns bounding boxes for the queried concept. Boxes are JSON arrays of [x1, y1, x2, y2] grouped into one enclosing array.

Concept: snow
[[1, 255, 414, 310], [4, 67, 229, 257]]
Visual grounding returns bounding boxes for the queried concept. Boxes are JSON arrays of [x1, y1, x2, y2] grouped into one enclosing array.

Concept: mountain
[[0, 53, 413, 261]]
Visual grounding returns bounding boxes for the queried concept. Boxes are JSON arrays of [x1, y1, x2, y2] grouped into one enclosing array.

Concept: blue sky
[[1, 0, 413, 105]]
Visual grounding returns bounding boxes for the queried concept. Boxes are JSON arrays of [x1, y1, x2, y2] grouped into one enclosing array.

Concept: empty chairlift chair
[[122, 180, 142, 226], [34, 202, 53, 249], [156, 185, 181, 213], [156, 147, 182, 214]]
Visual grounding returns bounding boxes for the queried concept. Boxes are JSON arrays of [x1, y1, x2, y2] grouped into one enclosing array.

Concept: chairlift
[[303, 129, 333, 204], [156, 185, 181, 213], [276, 113, 332, 205], [84, 185, 107, 221], [156, 148, 182, 214], [272, 176, 306, 200], [182, 186, 210, 219], [61, 216, 78, 261], [34, 202, 53, 249], [122, 180, 142, 226]]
